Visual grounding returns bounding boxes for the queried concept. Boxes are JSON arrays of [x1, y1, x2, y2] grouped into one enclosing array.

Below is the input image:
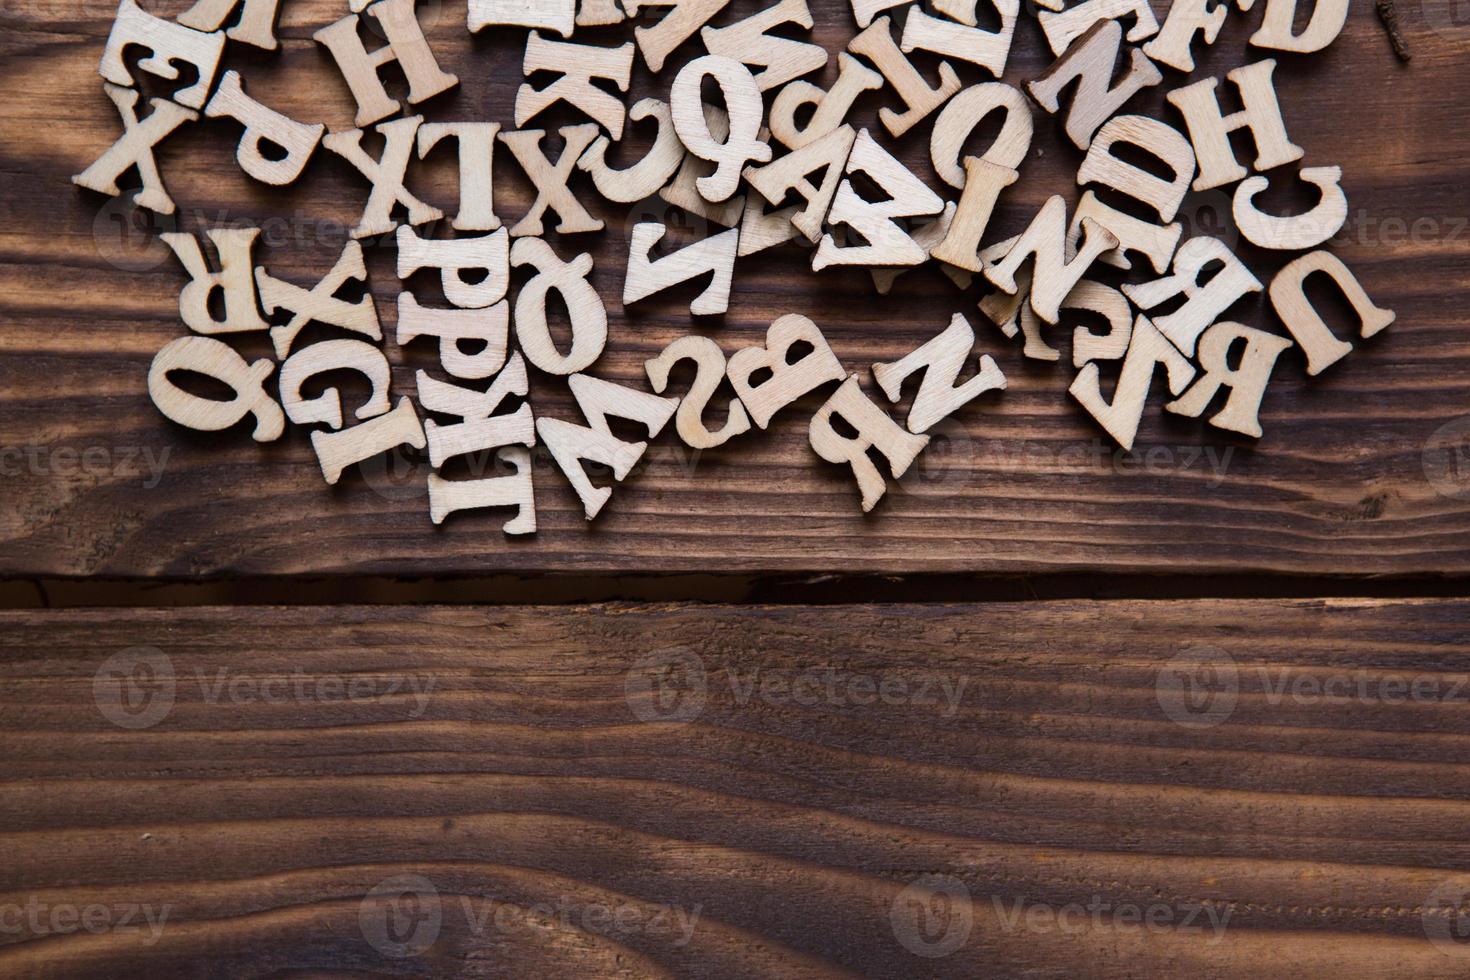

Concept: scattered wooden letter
[[744, 123, 856, 241], [984, 196, 1120, 323], [324, 116, 444, 239], [769, 52, 883, 150], [100, 0, 223, 108], [313, 0, 458, 128], [499, 124, 606, 236], [901, 5, 1018, 79], [929, 82, 1033, 190], [420, 353, 535, 468], [646, 336, 752, 448], [701, 0, 828, 91], [577, 98, 685, 203], [511, 237, 608, 375], [623, 224, 740, 315], [1122, 235, 1262, 356], [1037, 0, 1158, 55], [417, 122, 502, 231], [396, 226, 509, 309], [279, 339, 392, 429], [1250, 0, 1348, 52], [1165, 321, 1293, 437], [810, 376, 930, 512], [1268, 251, 1394, 375], [468, 0, 574, 37], [872, 313, 1006, 433], [670, 56, 772, 203], [160, 227, 269, 335], [397, 293, 510, 380], [1069, 315, 1195, 451], [1167, 59, 1303, 191], [204, 72, 324, 187], [311, 397, 426, 485], [847, 16, 962, 138], [1232, 166, 1348, 250], [536, 374, 678, 519], [1076, 114, 1197, 222], [72, 84, 197, 215], [148, 336, 285, 441], [727, 314, 846, 428], [814, 128, 945, 269], [1027, 20, 1162, 151], [178, 0, 280, 49], [628, 0, 732, 72], [255, 241, 382, 358], [515, 33, 636, 137]]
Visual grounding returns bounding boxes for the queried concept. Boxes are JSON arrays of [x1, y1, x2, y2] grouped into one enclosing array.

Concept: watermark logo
[[991, 894, 1231, 941], [893, 420, 976, 496], [91, 194, 176, 272], [360, 874, 443, 958], [1423, 416, 1470, 501], [625, 647, 708, 724], [1424, 878, 1470, 955], [1420, 0, 1470, 45], [1156, 647, 1238, 728], [93, 647, 176, 730], [890, 874, 973, 958]]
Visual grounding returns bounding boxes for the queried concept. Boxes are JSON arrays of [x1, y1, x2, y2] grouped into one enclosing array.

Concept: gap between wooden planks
[[4, 599, 1470, 976]]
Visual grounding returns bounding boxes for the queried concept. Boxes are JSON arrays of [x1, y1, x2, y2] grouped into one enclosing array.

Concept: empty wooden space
[[3, 600, 1470, 976]]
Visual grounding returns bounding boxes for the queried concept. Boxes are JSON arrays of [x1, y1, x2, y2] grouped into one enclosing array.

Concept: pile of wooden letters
[[73, 0, 1397, 531]]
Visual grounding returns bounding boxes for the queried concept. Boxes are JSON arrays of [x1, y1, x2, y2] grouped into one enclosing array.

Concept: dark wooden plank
[[2, 0, 1469, 579], [3, 599, 1470, 975]]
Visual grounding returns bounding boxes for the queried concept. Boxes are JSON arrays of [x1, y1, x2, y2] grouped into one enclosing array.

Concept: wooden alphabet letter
[[1167, 59, 1303, 191], [872, 313, 1006, 433], [72, 84, 197, 215], [310, 398, 426, 485], [769, 53, 883, 150], [628, 0, 732, 72], [148, 336, 285, 441], [1037, 0, 1158, 55], [1232, 166, 1347, 250], [901, 5, 1018, 79], [396, 294, 510, 380], [279, 339, 392, 429], [1069, 315, 1195, 451], [847, 16, 961, 138], [178, 0, 280, 48], [429, 447, 537, 533], [324, 116, 444, 239], [160, 227, 269, 335], [499, 125, 605, 237], [468, 0, 574, 36], [1165, 321, 1293, 437], [727, 314, 846, 428], [701, 0, 828, 91], [984, 196, 1120, 323], [396, 226, 509, 309], [417, 122, 501, 231], [1122, 235, 1261, 356], [1027, 21, 1162, 151], [814, 128, 945, 270], [929, 82, 1032, 189], [536, 374, 678, 519], [1268, 251, 1394, 375], [204, 72, 324, 186], [623, 224, 739, 315], [743, 124, 856, 242], [419, 353, 535, 468], [515, 33, 636, 138], [809, 376, 930, 512], [1143, 0, 1238, 73], [645, 336, 752, 448], [511, 237, 608, 375], [255, 241, 382, 358], [100, 0, 224, 108], [313, 0, 458, 128], [1250, 0, 1348, 51], [577, 99, 684, 203], [1076, 114, 1196, 222], [670, 56, 772, 203]]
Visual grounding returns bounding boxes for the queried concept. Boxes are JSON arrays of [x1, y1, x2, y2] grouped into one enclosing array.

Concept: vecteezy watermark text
[[0, 898, 171, 946], [0, 444, 171, 488]]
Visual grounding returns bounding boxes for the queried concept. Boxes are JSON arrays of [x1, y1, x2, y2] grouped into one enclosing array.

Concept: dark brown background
[[3, 0, 1470, 973]]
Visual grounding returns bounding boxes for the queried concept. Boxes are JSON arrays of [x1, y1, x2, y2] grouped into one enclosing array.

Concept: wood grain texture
[[3, 0, 1470, 578], [4, 599, 1470, 975]]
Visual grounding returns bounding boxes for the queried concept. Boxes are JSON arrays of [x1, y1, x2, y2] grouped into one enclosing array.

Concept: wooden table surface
[[3, 0, 1470, 974]]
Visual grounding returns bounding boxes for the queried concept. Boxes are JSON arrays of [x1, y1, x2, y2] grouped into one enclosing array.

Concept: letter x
[[323, 115, 443, 239], [72, 84, 198, 215], [499, 124, 604, 237]]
